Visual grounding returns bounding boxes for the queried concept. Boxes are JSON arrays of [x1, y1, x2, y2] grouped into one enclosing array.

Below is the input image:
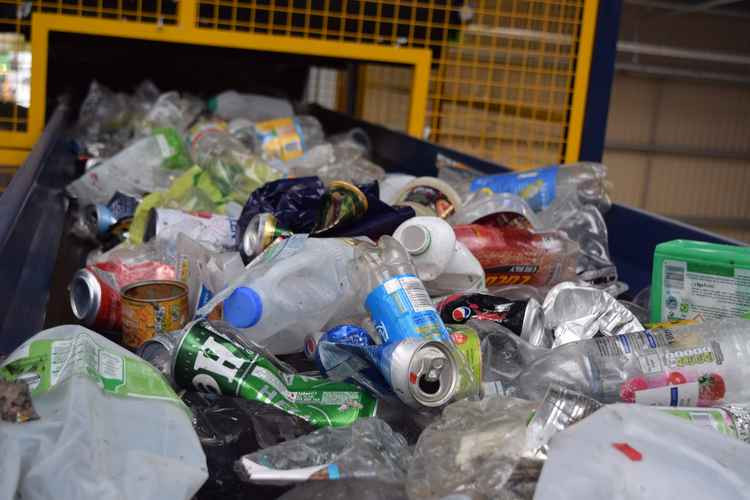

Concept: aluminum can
[[313, 180, 368, 234], [69, 268, 121, 331], [171, 320, 377, 427], [241, 212, 293, 261]]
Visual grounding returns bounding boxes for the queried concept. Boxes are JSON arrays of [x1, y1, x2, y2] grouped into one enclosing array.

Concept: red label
[[612, 442, 642, 461]]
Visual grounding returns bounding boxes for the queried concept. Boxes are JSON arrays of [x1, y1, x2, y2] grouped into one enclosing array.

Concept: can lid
[[400, 224, 431, 256], [224, 287, 263, 328], [69, 269, 101, 325], [408, 342, 458, 407], [242, 223, 261, 259]]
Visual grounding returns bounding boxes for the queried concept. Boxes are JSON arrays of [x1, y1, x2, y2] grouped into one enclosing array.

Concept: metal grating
[[0, 0, 178, 132], [195, 0, 590, 169]]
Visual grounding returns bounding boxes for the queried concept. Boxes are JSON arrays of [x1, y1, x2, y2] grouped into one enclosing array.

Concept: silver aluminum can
[[386, 338, 459, 408]]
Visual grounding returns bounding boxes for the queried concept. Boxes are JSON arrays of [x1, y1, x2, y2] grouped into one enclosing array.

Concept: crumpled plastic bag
[[129, 165, 225, 244], [0, 325, 207, 500], [542, 282, 644, 347], [535, 404, 750, 500], [406, 397, 542, 500], [236, 418, 410, 484], [183, 391, 314, 500]]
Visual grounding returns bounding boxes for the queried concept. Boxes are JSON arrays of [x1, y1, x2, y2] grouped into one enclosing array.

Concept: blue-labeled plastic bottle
[[354, 236, 453, 346]]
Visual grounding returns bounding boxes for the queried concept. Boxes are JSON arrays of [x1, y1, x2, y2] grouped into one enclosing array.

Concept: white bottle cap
[[401, 224, 432, 256]]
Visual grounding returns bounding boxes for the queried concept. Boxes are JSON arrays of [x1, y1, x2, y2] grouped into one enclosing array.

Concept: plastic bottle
[[208, 90, 294, 122], [189, 120, 281, 203], [250, 115, 326, 161], [392, 216, 484, 295], [454, 224, 579, 288], [485, 318, 750, 407], [468, 162, 610, 213], [208, 236, 361, 354]]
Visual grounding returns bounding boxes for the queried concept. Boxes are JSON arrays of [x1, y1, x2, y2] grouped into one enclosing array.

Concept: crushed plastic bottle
[[202, 236, 362, 354], [236, 418, 410, 484], [208, 90, 294, 122]]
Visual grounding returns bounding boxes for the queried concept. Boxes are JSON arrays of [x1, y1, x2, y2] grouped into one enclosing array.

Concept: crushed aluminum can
[[312, 180, 369, 235], [542, 281, 644, 347], [241, 212, 293, 262]]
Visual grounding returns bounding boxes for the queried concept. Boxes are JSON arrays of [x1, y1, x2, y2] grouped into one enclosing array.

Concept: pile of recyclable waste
[[3, 81, 750, 500]]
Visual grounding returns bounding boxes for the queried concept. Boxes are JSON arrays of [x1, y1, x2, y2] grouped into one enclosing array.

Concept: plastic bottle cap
[[223, 287, 263, 328], [401, 224, 431, 255]]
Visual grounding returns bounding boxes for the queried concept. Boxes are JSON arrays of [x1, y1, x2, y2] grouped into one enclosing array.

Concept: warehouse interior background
[[0, 0, 748, 243]]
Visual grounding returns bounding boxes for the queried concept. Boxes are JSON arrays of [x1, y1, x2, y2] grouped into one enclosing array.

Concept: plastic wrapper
[[542, 282, 644, 347], [279, 479, 408, 500], [535, 404, 750, 500], [73, 81, 140, 158], [134, 91, 204, 136], [406, 397, 542, 500], [538, 196, 616, 285], [0, 326, 207, 500], [453, 191, 542, 229], [284, 142, 386, 185], [183, 391, 314, 500], [236, 418, 410, 484], [67, 128, 190, 205], [454, 224, 579, 289], [129, 165, 226, 244], [435, 153, 486, 201]]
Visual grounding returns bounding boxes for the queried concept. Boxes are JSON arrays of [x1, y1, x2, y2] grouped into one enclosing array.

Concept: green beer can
[[171, 320, 377, 427]]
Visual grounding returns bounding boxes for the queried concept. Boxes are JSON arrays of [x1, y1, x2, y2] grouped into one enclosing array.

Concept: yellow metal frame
[[20, 9, 430, 153], [564, 0, 599, 164]]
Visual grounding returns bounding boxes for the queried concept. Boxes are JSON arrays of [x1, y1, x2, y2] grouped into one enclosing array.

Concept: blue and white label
[[469, 165, 559, 211], [634, 382, 699, 406], [365, 273, 451, 345], [197, 284, 214, 309]]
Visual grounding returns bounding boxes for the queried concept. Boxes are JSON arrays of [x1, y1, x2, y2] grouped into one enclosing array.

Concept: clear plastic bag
[[236, 418, 410, 484], [0, 325, 207, 500], [406, 397, 541, 500]]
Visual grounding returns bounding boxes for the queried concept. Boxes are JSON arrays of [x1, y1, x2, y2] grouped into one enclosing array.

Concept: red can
[[453, 224, 579, 288], [69, 259, 176, 331]]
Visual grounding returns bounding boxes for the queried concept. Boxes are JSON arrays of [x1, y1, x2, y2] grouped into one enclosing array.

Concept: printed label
[[254, 117, 304, 161], [448, 325, 482, 396], [172, 321, 376, 427], [259, 233, 308, 264], [659, 407, 737, 438], [635, 382, 699, 406], [155, 133, 174, 159], [0, 333, 180, 404], [661, 259, 750, 322], [469, 165, 559, 211], [365, 273, 452, 345]]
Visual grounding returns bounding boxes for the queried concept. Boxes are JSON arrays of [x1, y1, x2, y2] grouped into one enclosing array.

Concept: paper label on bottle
[[365, 273, 451, 344], [469, 165, 558, 211], [0, 333, 180, 404], [635, 382, 699, 406], [660, 259, 750, 322]]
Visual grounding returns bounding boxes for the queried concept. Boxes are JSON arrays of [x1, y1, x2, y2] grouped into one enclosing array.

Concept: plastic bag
[[535, 404, 750, 500], [129, 165, 226, 244], [236, 418, 410, 484], [0, 325, 207, 500], [183, 391, 314, 500], [406, 397, 541, 500]]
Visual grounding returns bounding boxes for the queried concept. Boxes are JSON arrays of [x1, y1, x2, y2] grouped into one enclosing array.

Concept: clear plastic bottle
[[189, 120, 281, 203], [208, 90, 294, 122], [210, 236, 362, 354], [469, 162, 611, 213], [483, 318, 750, 407]]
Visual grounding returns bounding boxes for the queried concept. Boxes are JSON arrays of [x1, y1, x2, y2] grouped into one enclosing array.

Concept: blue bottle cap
[[223, 287, 263, 328]]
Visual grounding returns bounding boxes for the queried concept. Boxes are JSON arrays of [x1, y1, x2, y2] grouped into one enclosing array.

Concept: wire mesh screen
[[0, 0, 178, 132], [196, 0, 587, 169]]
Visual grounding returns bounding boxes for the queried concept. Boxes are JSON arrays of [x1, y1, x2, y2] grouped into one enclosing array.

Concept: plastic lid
[[223, 287, 263, 328], [401, 224, 431, 255]]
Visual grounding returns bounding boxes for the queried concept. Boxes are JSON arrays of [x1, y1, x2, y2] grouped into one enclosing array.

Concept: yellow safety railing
[[0, 0, 598, 172]]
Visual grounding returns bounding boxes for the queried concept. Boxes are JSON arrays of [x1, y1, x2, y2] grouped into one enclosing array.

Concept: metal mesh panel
[[195, 0, 587, 169]]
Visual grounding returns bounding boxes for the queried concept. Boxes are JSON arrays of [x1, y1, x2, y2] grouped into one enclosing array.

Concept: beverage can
[[241, 212, 293, 261], [313, 181, 369, 234], [121, 280, 189, 349], [447, 324, 482, 398], [172, 320, 377, 427], [69, 268, 121, 331]]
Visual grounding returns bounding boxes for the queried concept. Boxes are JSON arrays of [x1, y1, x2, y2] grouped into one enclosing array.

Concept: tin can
[[69, 268, 121, 331], [121, 280, 189, 349], [241, 212, 293, 261], [313, 180, 369, 234], [171, 320, 377, 427], [447, 324, 482, 398]]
